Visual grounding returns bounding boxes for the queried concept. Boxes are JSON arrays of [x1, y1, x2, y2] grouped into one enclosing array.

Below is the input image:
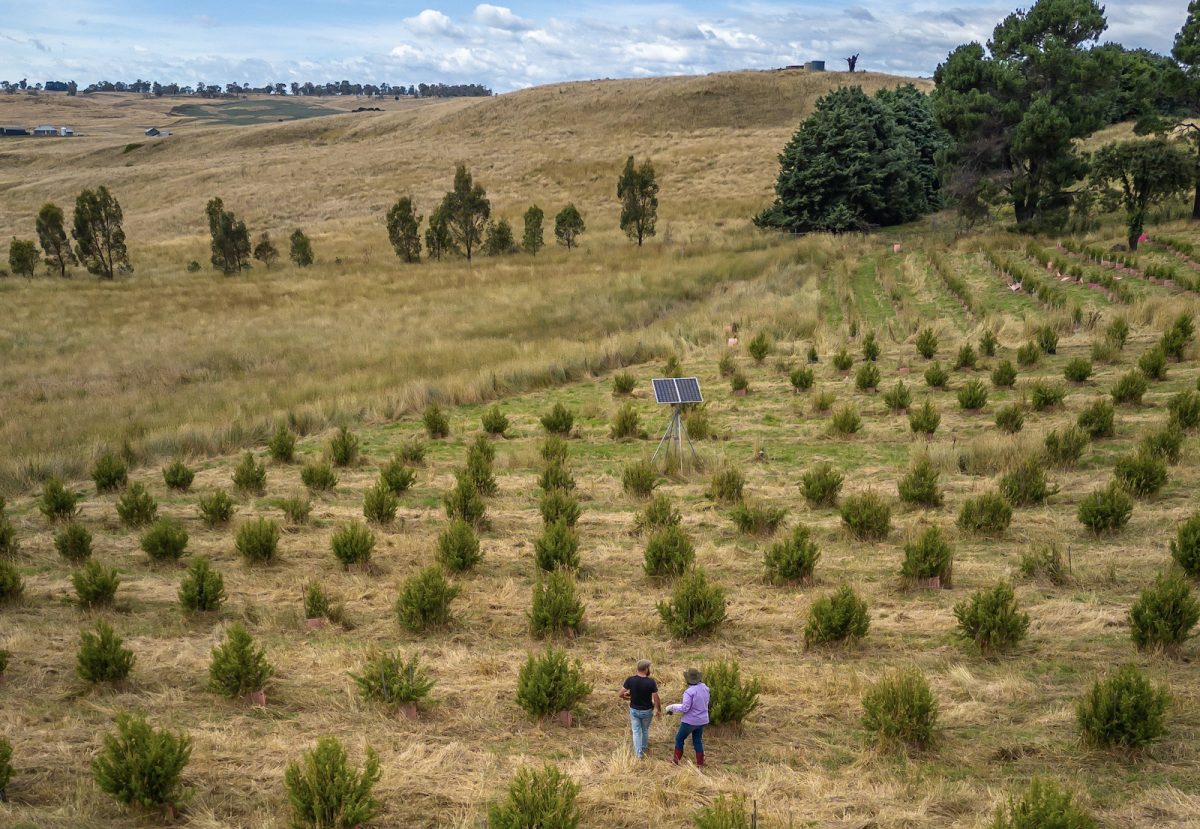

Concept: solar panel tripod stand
[[651, 403, 698, 473]]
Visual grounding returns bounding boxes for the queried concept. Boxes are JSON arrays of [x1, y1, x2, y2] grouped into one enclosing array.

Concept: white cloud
[[624, 41, 690, 64], [698, 24, 761, 49], [404, 9, 461, 37], [474, 4, 534, 32], [389, 43, 422, 61]]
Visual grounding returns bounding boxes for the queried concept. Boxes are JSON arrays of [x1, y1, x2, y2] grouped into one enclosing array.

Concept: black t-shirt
[[623, 675, 658, 710]]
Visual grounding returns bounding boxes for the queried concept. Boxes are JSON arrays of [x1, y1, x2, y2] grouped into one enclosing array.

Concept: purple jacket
[[678, 682, 710, 726]]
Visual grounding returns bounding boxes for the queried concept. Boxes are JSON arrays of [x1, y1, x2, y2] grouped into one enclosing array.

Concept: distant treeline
[[7, 79, 492, 99]]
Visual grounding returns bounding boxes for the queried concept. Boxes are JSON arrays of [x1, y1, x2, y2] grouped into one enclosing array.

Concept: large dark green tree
[[1091, 138, 1192, 250], [205, 197, 251, 274], [755, 86, 932, 233], [617, 156, 658, 246], [36, 203, 76, 277], [424, 205, 455, 260], [440, 164, 490, 261], [554, 204, 585, 250], [72, 186, 130, 279], [386, 196, 422, 263], [932, 0, 1110, 231], [1171, 1, 1200, 219], [8, 238, 37, 277], [522, 205, 544, 255]]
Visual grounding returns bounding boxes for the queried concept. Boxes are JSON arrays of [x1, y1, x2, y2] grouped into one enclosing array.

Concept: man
[[666, 667, 709, 766], [618, 658, 661, 759]]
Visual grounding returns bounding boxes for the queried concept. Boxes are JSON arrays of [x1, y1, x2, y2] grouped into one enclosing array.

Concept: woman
[[666, 667, 709, 766]]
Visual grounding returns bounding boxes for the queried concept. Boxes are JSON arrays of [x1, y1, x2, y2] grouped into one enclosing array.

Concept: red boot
[[672, 749, 683, 765], [696, 752, 705, 767]]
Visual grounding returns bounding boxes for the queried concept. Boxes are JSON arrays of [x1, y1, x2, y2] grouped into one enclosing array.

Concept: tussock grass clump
[[704, 659, 761, 726], [232, 452, 266, 495], [198, 489, 235, 526], [1043, 426, 1088, 468], [829, 404, 863, 436], [909, 399, 940, 436], [1036, 325, 1058, 355], [1113, 452, 1168, 498], [1138, 345, 1168, 381], [916, 327, 938, 359], [540, 402, 575, 435], [763, 525, 820, 584], [284, 737, 381, 829], [1029, 381, 1066, 411], [116, 482, 157, 528], [855, 362, 880, 391], [1077, 482, 1133, 534], [72, 559, 118, 607], [730, 500, 787, 536], [399, 439, 426, 465], [516, 647, 592, 717], [395, 566, 460, 632], [954, 343, 977, 370], [1140, 424, 1184, 464], [718, 351, 736, 378], [0, 504, 15, 559], [1018, 542, 1068, 584], [162, 458, 195, 491], [901, 526, 953, 586], [1111, 370, 1148, 405], [379, 456, 416, 494], [957, 379, 988, 410], [281, 496, 310, 524], [268, 424, 296, 463], [861, 668, 938, 750], [1171, 512, 1200, 577], [612, 371, 637, 396], [924, 361, 949, 389], [55, 522, 93, 564], [991, 778, 1096, 829], [352, 652, 435, 706], [898, 456, 942, 508], [954, 582, 1029, 653], [40, 478, 80, 522], [708, 466, 745, 504], [748, 331, 771, 363], [839, 492, 891, 541], [534, 520, 581, 572], [91, 451, 128, 493], [957, 492, 1012, 535], [1076, 665, 1168, 750], [209, 622, 273, 697], [1129, 571, 1199, 653], [991, 359, 1017, 388], [235, 517, 281, 564], [482, 404, 510, 435], [694, 795, 751, 829], [994, 403, 1025, 434], [423, 403, 450, 438], [610, 402, 642, 440], [444, 474, 487, 527], [643, 524, 695, 578], [832, 348, 853, 371], [488, 765, 580, 829], [329, 426, 360, 467], [979, 329, 998, 357], [76, 619, 134, 684], [92, 712, 191, 815], [657, 567, 727, 639], [800, 461, 843, 507], [1091, 338, 1120, 364], [1077, 399, 1114, 439], [362, 480, 399, 526], [331, 520, 375, 569], [790, 365, 814, 391], [622, 459, 658, 498], [437, 519, 482, 572], [883, 380, 911, 411], [178, 557, 225, 612], [529, 569, 585, 638], [139, 518, 189, 564], [1016, 341, 1040, 367], [1064, 357, 1092, 383], [539, 489, 581, 527], [1000, 457, 1056, 507], [0, 560, 23, 604], [811, 389, 835, 413], [635, 494, 681, 534]]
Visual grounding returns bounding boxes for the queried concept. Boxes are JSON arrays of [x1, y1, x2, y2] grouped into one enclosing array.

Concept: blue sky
[[0, 1, 1188, 92]]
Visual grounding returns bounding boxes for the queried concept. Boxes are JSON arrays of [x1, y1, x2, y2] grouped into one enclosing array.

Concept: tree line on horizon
[[7, 78, 492, 99], [756, 0, 1200, 248]]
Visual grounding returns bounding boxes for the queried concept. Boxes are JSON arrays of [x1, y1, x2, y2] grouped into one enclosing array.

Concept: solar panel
[[652, 378, 680, 404], [675, 377, 703, 404]]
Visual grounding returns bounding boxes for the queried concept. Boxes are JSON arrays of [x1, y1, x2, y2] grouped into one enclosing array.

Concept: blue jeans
[[629, 708, 654, 757], [675, 722, 704, 753]]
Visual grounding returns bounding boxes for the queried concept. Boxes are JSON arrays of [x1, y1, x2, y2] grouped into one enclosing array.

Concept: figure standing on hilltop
[[666, 667, 709, 766], [619, 659, 661, 759], [846, 53, 860, 72]]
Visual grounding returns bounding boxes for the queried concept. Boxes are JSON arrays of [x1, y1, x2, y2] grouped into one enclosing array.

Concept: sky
[[0, 1, 1189, 92]]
